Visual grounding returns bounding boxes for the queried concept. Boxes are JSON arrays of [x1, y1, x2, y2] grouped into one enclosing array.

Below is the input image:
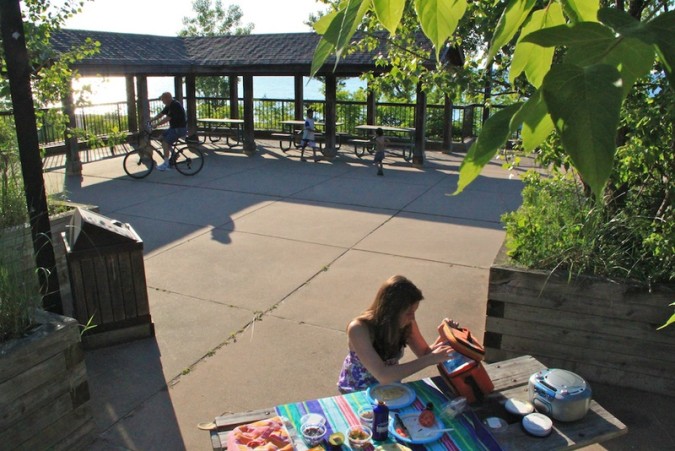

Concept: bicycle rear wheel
[[172, 145, 204, 176], [123, 148, 155, 178]]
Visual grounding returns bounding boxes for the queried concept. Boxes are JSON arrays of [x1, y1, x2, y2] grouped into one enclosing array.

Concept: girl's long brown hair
[[356, 275, 424, 360]]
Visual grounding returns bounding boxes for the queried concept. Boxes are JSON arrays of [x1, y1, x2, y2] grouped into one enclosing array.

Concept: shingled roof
[[51, 30, 386, 77]]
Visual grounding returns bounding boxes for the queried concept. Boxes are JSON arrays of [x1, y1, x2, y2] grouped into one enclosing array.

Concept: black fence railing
[[2, 98, 488, 149]]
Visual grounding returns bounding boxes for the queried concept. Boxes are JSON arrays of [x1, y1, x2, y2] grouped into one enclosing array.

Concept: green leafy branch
[[309, 0, 674, 200]]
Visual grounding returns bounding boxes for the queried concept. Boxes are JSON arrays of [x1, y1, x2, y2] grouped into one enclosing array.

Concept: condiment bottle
[[372, 399, 389, 441]]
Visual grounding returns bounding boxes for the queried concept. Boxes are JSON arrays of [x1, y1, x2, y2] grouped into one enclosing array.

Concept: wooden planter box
[[484, 245, 675, 397], [0, 310, 95, 450]]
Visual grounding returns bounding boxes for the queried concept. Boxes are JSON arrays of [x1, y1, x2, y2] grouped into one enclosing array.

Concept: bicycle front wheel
[[123, 149, 155, 178], [173, 145, 204, 176]]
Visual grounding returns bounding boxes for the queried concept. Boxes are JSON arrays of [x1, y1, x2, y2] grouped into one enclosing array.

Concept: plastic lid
[[505, 398, 535, 416], [484, 416, 508, 433], [522, 413, 553, 437], [300, 413, 326, 426]]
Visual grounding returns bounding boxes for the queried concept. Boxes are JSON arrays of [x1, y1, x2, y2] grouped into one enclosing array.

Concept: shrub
[[503, 171, 674, 285]]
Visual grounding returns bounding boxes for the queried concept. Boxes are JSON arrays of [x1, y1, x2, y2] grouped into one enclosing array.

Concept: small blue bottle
[[372, 400, 389, 441]]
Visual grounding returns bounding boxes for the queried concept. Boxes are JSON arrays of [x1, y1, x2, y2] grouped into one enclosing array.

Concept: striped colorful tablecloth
[[275, 379, 502, 450]]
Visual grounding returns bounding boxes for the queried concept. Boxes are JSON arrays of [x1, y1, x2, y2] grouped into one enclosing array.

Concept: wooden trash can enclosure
[[62, 208, 154, 348]]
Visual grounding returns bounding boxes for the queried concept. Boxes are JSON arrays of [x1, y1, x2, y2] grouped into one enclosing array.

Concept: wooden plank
[[16, 403, 94, 451], [0, 313, 79, 382], [489, 299, 674, 346], [485, 316, 675, 364], [491, 332, 675, 388], [118, 250, 138, 319], [0, 356, 70, 431], [107, 253, 126, 321], [489, 266, 673, 310], [488, 282, 672, 324], [0, 391, 72, 446], [130, 249, 149, 317], [95, 254, 115, 324]]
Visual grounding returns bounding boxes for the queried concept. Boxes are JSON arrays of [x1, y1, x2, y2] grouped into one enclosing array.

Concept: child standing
[[300, 108, 319, 162], [373, 127, 386, 176]]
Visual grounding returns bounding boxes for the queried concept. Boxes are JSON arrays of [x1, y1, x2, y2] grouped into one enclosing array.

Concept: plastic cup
[[358, 406, 374, 428], [347, 425, 372, 449], [301, 422, 327, 447]]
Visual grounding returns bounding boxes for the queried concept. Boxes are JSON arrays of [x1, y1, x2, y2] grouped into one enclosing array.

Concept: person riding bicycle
[[150, 92, 187, 171]]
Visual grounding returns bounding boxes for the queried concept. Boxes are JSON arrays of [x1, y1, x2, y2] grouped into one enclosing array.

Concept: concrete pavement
[[43, 141, 673, 450]]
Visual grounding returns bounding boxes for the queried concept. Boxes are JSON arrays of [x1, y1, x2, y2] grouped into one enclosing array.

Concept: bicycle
[[123, 122, 204, 178]]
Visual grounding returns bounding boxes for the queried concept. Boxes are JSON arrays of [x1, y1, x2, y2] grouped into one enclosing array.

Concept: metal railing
[[3, 98, 487, 149]]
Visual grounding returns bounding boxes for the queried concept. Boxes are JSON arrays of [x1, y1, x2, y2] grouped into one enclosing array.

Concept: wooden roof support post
[[294, 75, 304, 120], [125, 75, 138, 133], [242, 75, 256, 155], [62, 84, 82, 176], [0, 0, 62, 313], [229, 76, 239, 119], [185, 74, 197, 138], [413, 82, 426, 167], [443, 94, 453, 153], [136, 75, 150, 126], [366, 86, 376, 125], [324, 74, 337, 158], [174, 76, 184, 102]]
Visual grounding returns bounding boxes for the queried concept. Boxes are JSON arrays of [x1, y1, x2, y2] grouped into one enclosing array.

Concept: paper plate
[[388, 413, 444, 445], [366, 383, 416, 410]]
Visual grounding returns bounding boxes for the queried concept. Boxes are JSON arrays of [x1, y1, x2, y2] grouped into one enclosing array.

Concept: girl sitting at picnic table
[[337, 275, 457, 393]]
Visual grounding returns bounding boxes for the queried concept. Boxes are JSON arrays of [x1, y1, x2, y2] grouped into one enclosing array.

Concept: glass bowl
[[358, 406, 374, 428]]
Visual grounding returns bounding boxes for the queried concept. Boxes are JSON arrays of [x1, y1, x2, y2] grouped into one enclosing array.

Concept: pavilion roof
[[51, 30, 386, 77]]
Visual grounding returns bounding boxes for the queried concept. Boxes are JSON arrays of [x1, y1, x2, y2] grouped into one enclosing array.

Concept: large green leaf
[[510, 3, 564, 87], [542, 63, 623, 199], [511, 89, 554, 152], [414, 0, 467, 61], [313, 10, 339, 35], [601, 37, 654, 97], [310, 38, 336, 77], [452, 104, 522, 195], [311, 0, 369, 76], [373, 0, 406, 34], [522, 22, 615, 48], [597, 7, 643, 35], [486, 0, 537, 65], [646, 10, 675, 86], [561, 0, 599, 22], [322, 0, 367, 52]]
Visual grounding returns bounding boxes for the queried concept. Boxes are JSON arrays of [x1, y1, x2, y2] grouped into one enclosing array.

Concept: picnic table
[[353, 124, 415, 162], [273, 120, 345, 152], [208, 355, 626, 450], [197, 118, 244, 148]]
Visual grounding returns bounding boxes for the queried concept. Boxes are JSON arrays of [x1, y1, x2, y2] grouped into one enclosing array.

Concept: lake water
[[76, 75, 366, 104]]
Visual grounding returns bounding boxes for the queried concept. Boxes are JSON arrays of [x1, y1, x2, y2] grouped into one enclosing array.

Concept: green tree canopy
[[179, 0, 253, 98]]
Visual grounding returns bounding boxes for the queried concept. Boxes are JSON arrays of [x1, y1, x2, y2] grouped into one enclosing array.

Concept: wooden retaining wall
[[0, 311, 95, 450], [484, 247, 675, 396]]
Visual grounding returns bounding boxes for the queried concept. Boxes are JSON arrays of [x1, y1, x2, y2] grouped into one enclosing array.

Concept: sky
[[63, 0, 327, 35], [61, 0, 343, 102]]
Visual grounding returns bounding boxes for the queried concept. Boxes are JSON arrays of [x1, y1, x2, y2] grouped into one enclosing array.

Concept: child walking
[[373, 127, 386, 176], [300, 108, 319, 162]]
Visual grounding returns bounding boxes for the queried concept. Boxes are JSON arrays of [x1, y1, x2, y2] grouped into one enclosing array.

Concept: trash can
[[62, 207, 154, 348]]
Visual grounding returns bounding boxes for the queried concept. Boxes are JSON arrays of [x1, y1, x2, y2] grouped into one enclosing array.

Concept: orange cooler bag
[[436, 320, 494, 403]]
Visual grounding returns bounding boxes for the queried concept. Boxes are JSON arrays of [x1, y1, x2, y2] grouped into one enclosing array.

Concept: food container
[[301, 422, 327, 447], [358, 406, 374, 428], [347, 425, 372, 449], [528, 369, 592, 422]]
